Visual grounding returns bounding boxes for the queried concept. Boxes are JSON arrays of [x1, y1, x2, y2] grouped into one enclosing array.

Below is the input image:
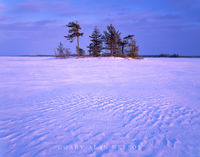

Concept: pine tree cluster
[[56, 21, 139, 58]]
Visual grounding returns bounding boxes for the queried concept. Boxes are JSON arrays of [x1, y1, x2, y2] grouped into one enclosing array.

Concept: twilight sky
[[0, 0, 200, 56]]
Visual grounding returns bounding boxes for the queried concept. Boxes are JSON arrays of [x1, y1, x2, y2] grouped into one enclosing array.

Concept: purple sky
[[0, 0, 200, 56]]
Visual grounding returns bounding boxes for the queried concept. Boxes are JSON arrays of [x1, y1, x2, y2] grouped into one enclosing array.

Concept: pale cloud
[[0, 3, 6, 20], [13, 1, 44, 13], [0, 3, 5, 8]]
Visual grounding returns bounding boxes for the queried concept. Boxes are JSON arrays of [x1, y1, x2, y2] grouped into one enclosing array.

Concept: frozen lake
[[0, 57, 200, 157]]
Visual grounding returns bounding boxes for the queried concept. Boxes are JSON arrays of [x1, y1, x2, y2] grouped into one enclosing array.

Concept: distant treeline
[[142, 54, 180, 58], [55, 21, 139, 58], [141, 55, 200, 58]]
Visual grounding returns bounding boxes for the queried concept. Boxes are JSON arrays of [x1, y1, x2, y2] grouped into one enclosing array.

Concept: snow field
[[0, 57, 200, 157]]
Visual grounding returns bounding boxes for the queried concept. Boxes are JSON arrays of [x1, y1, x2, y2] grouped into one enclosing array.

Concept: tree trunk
[[122, 46, 124, 57], [54, 49, 58, 57], [110, 43, 113, 56], [77, 36, 80, 56]]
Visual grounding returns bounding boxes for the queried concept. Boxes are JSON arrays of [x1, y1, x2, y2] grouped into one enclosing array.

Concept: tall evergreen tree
[[88, 27, 103, 57], [64, 21, 84, 56], [103, 24, 121, 56], [88, 43, 93, 56]]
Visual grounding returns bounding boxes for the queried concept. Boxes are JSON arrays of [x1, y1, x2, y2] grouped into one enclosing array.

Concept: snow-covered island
[[0, 57, 200, 157]]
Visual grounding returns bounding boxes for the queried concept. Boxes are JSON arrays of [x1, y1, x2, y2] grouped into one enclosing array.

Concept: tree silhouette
[[57, 42, 66, 58], [103, 24, 121, 56], [124, 35, 139, 58], [64, 21, 84, 56], [119, 38, 128, 57], [88, 27, 103, 57]]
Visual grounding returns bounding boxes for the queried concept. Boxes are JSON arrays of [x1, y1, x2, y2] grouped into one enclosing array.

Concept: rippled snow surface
[[0, 57, 200, 157]]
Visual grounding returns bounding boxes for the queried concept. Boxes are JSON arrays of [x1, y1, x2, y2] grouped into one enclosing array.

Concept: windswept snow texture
[[0, 57, 200, 157]]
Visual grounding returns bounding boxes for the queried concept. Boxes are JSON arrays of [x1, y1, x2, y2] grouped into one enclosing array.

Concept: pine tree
[[64, 21, 84, 56], [130, 39, 139, 58], [88, 27, 103, 57], [57, 42, 66, 58], [103, 24, 121, 56], [88, 43, 93, 56], [119, 38, 128, 57], [124, 35, 139, 58]]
